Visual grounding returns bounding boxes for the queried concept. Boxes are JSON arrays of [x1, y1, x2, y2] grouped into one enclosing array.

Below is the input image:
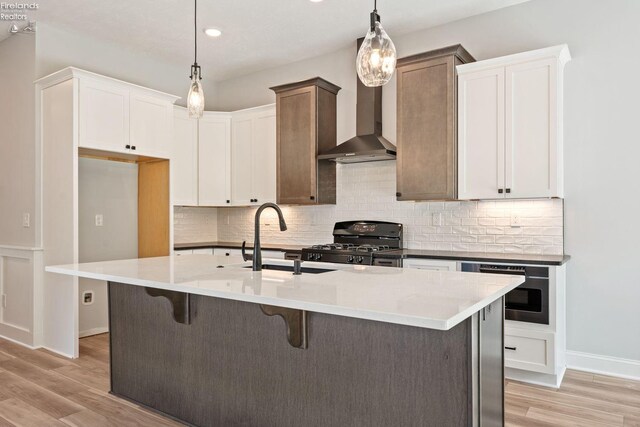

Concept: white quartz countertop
[[46, 255, 524, 331]]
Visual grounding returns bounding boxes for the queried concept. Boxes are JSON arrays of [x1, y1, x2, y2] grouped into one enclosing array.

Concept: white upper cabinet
[[457, 45, 570, 200], [79, 79, 130, 153], [231, 114, 254, 205], [170, 104, 275, 207], [231, 105, 277, 206], [458, 68, 505, 200], [505, 58, 558, 198], [171, 107, 199, 206], [130, 94, 173, 158], [77, 70, 178, 157], [199, 112, 232, 206]]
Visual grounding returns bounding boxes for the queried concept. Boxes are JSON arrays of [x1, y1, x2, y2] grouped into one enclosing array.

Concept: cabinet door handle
[[254, 198, 258, 203], [131, 146, 136, 151], [226, 200, 230, 204], [498, 188, 504, 194], [310, 196, 315, 201], [505, 346, 517, 351], [505, 188, 511, 194], [396, 192, 402, 197], [125, 145, 131, 149]]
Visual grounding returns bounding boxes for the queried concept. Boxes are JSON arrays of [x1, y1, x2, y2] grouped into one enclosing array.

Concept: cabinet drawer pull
[[396, 192, 402, 197], [131, 146, 136, 151], [125, 144, 131, 149], [498, 188, 504, 194], [309, 196, 315, 201], [505, 188, 511, 194], [505, 346, 517, 351]]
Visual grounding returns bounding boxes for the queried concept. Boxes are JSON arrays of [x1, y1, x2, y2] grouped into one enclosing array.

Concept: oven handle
[[478, 267, 526, 275]]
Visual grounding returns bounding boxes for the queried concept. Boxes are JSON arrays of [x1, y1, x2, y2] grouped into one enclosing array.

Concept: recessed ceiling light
[[309, 0, 323, 3], [204, 28, 222, 37]]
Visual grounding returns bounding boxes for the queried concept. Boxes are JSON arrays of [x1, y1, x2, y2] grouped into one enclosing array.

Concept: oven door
[[504, 278, 549, 325]]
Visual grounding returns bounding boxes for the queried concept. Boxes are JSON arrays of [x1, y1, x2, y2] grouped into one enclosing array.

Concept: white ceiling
[[1, 0, 530, 81]]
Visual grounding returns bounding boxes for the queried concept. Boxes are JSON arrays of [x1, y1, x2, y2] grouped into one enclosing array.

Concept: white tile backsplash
[[177, 162, 564, 255], [173, 206, 218, 243]]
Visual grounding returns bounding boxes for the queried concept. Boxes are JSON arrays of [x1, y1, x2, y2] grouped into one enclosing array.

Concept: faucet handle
[[241, 241, 253, 262]]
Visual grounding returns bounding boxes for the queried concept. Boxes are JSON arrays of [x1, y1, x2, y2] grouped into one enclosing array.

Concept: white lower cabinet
[[192, 248, 214, 255], [174, 249, 193, 256], [403, 258, 458, 271], [213, 248, 243, 257], [504, 327, 555, 374]]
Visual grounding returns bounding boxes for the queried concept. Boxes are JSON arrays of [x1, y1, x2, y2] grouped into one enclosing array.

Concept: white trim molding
[[567, 350, 640, 381], [79, 327, 109, 339], [0, 246, 43, 348]]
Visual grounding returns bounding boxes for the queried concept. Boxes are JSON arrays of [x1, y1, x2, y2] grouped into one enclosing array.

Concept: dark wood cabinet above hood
[[270, 77, 340, 205], [396, 44, 475, 201]]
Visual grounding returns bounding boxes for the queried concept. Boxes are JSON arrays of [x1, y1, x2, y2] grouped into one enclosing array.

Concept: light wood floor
[[0, 335, 638, 426]]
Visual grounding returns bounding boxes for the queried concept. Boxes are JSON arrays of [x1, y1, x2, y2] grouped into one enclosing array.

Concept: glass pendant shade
[[356, 21, 397, 87], [187, 68, 205, 118]]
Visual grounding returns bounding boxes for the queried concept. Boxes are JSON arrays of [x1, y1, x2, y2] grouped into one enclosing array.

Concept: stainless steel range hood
[[317, 41, 397, 164]]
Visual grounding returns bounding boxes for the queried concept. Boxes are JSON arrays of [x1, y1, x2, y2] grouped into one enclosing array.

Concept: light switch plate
[[22, 213, 30, 228], [432, 213, 442, 226], [95, 214, 104, 227]]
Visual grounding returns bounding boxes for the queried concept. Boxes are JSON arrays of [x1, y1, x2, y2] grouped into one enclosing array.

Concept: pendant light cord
[[374, 0, 377, 12], [194, 0, 197, 64]]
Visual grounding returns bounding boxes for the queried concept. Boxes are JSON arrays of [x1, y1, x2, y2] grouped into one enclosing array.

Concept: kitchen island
[[47, 254, 523, 427]]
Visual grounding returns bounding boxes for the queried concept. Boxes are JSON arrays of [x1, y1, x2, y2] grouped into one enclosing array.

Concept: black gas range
[[301, 221, 404, 267]]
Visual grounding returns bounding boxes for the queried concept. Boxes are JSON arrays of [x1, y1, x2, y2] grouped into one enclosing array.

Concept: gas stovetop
[[309, 243, 394, 253], [302, 221, 403, 266]]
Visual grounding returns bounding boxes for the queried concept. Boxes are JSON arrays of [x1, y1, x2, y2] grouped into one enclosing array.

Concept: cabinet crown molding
[[269, 77, 341, 95], [397, 44, 475, 67], [35, 66, 180, 103], [456, 44, 571, 75]]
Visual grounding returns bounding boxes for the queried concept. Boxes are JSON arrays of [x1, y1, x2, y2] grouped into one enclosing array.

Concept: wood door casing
[[397, 56, 456, 200], [275, 86, 317, 205], [138, 160, 169, 258]]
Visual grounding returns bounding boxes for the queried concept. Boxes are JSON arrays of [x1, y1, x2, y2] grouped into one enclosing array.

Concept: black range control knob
[[347, 255, 354, 263], [356, 256, 364, 264]]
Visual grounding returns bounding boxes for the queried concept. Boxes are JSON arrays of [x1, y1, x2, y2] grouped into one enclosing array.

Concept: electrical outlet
[[510, 214, 522, 227], [82, 291, 94, 305], [432, 212, 442, 226], [95, 214, 104, 227], [22, 213, 30, 228]]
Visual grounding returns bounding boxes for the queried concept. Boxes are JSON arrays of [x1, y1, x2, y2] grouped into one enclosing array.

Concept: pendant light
[[187, 0, 205, 118], [356, 0, 397, 87]]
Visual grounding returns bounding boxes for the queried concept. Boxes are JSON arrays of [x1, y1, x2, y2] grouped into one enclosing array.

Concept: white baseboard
[[506, 366, 566, 388], [567, 350, 640, 381], [79, 327, 109, 338], [0, 333, 39, 350], [42, 345, 76, 359]]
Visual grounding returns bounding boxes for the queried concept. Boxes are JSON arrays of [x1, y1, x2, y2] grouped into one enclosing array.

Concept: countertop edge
[[45, 262, 523, 331], [173, 242, 570, 265]]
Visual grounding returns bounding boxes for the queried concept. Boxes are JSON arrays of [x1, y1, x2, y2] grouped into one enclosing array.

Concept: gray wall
[[213, 0, 640, 363], [78, 158, 138, 335], [0, 34, 36, 247], [35, 22, 218, 107]]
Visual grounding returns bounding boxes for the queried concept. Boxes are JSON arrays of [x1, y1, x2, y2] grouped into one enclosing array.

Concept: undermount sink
[[243, 264, 334, 274]]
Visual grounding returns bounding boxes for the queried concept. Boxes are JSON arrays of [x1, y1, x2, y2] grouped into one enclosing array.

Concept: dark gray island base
[[108, 282, 504, 427]]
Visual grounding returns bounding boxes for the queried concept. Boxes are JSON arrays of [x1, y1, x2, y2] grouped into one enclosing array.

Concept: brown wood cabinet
[[270, 78, 340, 205], [396, 45, 474, 201]]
